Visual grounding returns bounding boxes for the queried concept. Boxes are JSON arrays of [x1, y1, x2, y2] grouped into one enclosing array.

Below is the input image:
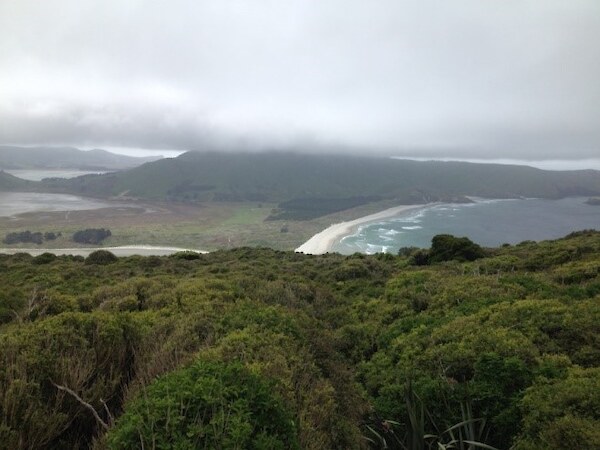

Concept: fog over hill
[[1, 1, 599, 162], [0, 146, 160, 171]]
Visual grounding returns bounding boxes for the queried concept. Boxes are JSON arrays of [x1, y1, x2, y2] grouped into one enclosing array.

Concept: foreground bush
[[85, 250, 117, 265], [106, 360, 299, 449], [0, 232, 598, 448], [514, 366, 600, 450]]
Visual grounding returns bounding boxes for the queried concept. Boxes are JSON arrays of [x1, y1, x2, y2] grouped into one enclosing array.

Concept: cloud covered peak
[[1, 0, 599, 159]]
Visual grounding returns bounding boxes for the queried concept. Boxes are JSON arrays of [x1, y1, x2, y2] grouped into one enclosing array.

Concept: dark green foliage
[[85, 249, 117, 265], [0, 231, 599, 449], [0, 312, 152, 448], [429, 234, 485, 262], [398, 246, 419, 257], [410, 249, 430, 266], [405, 234, 484, 265], [166, 180, 215, 198], [515, 367, 600, 449], [73, 228, 111, 244], [472, 353, 532, 448], [0, 288, 25, 324], [170, 250, 202, 260], [3, 230, 44, 245], [3, 230, 61, 245], [269, 196, 382, 220], [365, 382, 497, 450], [32, 252, 57, 265], [107, 360, 300, 449]]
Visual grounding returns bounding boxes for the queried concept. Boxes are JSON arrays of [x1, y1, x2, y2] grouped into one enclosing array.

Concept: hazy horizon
[[3, 143, 600, 171], [1, 1, 599, 164]]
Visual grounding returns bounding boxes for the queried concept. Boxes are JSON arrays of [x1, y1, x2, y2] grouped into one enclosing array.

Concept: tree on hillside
[[3, 231, 44, 245], [72, 228, 111, 245], [429, 234, 485, 262]]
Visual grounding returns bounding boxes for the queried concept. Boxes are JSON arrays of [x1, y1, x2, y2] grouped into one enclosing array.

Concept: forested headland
[[1, 231, 599, 449]]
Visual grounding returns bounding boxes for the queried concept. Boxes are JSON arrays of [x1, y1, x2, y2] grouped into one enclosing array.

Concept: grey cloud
[[0, 0, 599, 159]]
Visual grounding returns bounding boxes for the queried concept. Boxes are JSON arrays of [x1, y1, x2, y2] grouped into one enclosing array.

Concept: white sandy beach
[[0, 245, 208, 257], [295, 204, 427, 255]]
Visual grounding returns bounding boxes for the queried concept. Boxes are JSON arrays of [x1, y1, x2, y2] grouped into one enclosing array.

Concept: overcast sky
[[1, 0, 599, 160]]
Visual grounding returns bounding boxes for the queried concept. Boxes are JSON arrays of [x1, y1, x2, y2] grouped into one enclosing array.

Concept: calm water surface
[[6, 169, 109, 181], [333, 197, 600, 254], [0, 192, 117, 217]]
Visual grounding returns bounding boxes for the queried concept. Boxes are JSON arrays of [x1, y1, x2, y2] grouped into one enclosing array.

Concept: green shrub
[[72, 228, 111, 245], [515, 366, 600, 450], [429, 234, 485, 262], [32, 252, 57, 265], [410, 249, 430, 266], [107, 360, 299, 449], [171, 250, 202, 260], [0, 288, 25, 324], [85, 250, 117, 265]]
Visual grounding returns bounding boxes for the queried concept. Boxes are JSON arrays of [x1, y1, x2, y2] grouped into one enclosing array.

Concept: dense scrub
[[0, 230, 599, 449]]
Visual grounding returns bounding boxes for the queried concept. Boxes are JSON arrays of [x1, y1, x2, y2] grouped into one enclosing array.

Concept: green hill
[[1, 231, 599, 449], [0, 170, 33, 190], [4, 151, 600, 219], [54, 151, 600, 200]]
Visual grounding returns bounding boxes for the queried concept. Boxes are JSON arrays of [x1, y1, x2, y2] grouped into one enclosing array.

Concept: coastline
[[295, 204, 429, 255]]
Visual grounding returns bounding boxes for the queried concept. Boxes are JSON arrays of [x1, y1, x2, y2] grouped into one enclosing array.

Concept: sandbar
[[295, 204, 428, 254]]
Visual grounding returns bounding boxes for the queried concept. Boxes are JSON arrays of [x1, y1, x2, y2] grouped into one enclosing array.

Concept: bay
[[333, 197, 600, 254]]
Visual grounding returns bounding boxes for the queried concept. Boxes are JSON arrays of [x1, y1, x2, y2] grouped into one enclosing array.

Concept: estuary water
[[333, 197, 600, 254], [0, 192, 119, 217], [5, 169, 108, 181]]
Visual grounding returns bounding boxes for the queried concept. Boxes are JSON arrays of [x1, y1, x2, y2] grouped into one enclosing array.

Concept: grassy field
[[1, 198, 415, 252], [0, 198, 408, 252]]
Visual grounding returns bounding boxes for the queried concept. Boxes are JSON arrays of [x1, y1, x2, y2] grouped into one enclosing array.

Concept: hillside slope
[[0, 170, 33, 190], [0, 231, 599, 449], [3, 151, 600, 219], [42, 152, 600, 202]]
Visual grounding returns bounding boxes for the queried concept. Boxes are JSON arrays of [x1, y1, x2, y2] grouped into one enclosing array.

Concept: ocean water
[[333, 197, 600, 254]]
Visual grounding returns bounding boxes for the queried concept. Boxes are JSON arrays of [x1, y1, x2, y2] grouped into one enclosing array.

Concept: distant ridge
[[0, 146, 161, 171], [0, 170, 33, 190], [3, 151, 600, 219]]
